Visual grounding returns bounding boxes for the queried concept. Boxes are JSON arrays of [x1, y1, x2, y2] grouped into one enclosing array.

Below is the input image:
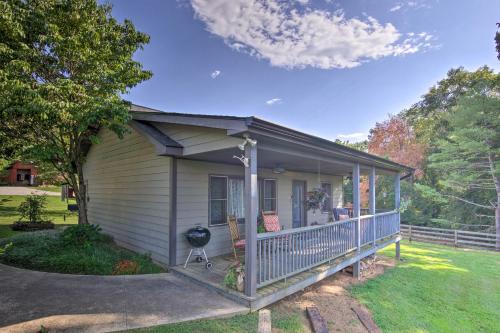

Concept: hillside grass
[[350, 241, 500, 333], [125, 241, 500, 333]]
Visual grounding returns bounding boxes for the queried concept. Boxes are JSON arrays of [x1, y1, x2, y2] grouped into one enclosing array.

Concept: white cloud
[[389, 1, 431, 13], [210, 70, 221, 79], [190, 0, 432, 69], [265, 98, 282, 105], [336, 132, 368, 143], [389, 4, 402, 12]]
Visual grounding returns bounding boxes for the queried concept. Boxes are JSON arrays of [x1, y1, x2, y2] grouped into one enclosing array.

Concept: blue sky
[[108, 0, 500, 142]]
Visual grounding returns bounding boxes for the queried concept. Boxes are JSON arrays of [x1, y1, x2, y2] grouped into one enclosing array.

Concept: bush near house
[[0, 225, 164, 275]]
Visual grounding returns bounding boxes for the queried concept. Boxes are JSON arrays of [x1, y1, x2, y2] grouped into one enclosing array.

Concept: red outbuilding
[[5, 161, 38, 186]]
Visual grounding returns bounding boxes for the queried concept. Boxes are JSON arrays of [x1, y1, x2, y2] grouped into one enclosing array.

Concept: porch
[[129, 109, 409, 308], [172, 210, 401, 310]]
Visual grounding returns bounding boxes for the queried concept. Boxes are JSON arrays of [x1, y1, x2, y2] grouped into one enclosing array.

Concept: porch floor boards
[[171, 234, 400, 310]]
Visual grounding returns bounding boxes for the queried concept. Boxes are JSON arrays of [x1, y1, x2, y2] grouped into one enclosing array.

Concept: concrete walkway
[[0, 186, 60, 196], [0, 264, 249, 333]]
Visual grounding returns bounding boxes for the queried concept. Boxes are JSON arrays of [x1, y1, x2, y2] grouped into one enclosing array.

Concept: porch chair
[[228, 215, 245, 260], [261, 210, 281, 232], [332, 208, 350, 221]]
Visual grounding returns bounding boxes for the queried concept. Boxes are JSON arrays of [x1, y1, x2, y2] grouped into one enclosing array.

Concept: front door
[[292, 180, 306, 228]]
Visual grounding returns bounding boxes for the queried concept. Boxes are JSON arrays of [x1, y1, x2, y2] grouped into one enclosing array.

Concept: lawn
[[125, 241, 500, 333], [0, 195, 77, 239], [350, 241, 500, 333]]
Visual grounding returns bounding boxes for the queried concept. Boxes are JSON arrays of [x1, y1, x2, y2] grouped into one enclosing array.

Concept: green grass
[[125, 241, 500, 333], [0, 230, 164, 275], [0, 195, 77, 239], [123, 311, 303, 333], [350, 241, 500, 333]]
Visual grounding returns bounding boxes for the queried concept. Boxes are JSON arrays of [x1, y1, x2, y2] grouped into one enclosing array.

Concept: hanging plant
[[305, 188, 329, 213]]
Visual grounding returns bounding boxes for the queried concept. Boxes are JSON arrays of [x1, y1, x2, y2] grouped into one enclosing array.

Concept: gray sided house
[[83, 105, 410, 309]]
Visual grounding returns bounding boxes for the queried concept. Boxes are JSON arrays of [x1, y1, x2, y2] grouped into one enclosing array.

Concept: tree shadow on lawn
[[0, 198, 16, 215], [350, 242, 500, 333]]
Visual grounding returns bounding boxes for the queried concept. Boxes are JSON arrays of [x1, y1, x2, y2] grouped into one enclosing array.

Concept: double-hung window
[[209, 175, 245, 226], [209, 176, 278, 225], [209, 176, 228, 226], [261, 179, 277, 212]]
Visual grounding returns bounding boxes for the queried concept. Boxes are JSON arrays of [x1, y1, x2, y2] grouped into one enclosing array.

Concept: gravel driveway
[[0, 186, 59, 196]]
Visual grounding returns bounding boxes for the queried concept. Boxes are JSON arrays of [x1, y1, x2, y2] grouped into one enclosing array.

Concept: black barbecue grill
[[184, 226, 212, 269]]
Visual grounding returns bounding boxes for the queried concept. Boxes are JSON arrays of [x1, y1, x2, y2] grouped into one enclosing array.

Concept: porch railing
[[256, 210, 400, 288]]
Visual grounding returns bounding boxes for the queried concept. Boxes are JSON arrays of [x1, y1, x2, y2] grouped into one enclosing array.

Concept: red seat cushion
[[263, 214, 281, 232], [235, 239, 246, 248]]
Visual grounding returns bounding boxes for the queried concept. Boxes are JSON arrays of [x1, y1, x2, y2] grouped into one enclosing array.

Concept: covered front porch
[[172, 213, 401, 309], [170, 132, 405, 309]]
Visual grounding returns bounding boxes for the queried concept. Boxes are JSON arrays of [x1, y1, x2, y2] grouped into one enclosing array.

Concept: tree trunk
[[75, 162, 89, 225]]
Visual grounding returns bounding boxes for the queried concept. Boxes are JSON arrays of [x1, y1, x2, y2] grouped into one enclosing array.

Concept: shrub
[[17, 195, 48, 223], [0, 230, 164, 275], [60, 224, 108, 247]]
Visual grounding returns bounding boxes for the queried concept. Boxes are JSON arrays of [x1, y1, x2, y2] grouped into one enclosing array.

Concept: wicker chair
[[228, 215, 245, 260]]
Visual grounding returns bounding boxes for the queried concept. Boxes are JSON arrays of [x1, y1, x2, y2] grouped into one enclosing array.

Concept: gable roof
[[130, 104, 413, 173]]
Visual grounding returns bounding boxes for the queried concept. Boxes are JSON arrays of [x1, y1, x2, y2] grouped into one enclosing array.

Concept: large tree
[[403, 66, 499, 145], [368, 115, 425, 178], [0, 0, 152, 224], [428, 92, 499, 248]]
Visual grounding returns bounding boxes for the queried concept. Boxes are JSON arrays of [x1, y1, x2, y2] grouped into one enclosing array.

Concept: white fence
[[401, 224, 498, 251]]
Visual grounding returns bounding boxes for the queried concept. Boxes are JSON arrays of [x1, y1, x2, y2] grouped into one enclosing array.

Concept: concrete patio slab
[[0, 264, 249, 333]]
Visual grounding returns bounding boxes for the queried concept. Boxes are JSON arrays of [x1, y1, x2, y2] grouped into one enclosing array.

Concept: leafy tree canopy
[[0, 0, 152, 224], [428, 90, 499, 239], [403, 66, 499, 144]]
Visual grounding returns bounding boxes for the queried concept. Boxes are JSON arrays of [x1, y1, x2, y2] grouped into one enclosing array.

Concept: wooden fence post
[[409, 225, 412, 243], [454, 230, 458, 247]]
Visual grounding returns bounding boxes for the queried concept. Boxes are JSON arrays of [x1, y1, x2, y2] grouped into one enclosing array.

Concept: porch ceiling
[[184, 144, 396, 176]]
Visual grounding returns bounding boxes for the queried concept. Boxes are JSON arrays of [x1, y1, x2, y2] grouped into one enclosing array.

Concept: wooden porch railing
[[256, 210, 400, 288]]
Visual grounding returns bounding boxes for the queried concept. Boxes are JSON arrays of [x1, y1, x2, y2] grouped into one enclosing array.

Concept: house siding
[[83, 127, 171, 266], [175, 159, 342, 265], [154, 123, 242, 156]]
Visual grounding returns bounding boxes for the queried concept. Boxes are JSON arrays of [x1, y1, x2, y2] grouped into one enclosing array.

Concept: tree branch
[[443, 194, 495, 210]]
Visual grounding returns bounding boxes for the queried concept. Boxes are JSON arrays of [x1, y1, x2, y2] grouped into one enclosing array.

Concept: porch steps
[[171, 235, 401, 311]]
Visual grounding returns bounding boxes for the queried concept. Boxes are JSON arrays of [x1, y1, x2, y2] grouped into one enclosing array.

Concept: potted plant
[[305, 188, 329, 214], [223, 260, 245, 292]]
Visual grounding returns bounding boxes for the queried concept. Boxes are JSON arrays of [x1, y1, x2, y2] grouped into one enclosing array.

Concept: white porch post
[[352, 163, 361, 278], [369, 167, 376, 246], [394, 172, 401, 261], [244, 142, 258, 297]]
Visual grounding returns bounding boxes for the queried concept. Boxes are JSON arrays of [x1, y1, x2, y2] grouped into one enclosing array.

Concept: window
[[209, 175, 245, 226], [209, 176, 228, 226], [262, 179, 277, 212], [228, 178, 245, 220], [210, 176, 278, 225], [321, 182, 332, 213]]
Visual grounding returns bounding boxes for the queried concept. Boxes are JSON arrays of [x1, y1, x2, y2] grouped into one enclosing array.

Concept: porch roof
[[130, 104, 413, 176]]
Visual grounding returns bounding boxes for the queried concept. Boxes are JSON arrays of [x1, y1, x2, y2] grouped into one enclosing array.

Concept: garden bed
[[0, 228, 165, 275]]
